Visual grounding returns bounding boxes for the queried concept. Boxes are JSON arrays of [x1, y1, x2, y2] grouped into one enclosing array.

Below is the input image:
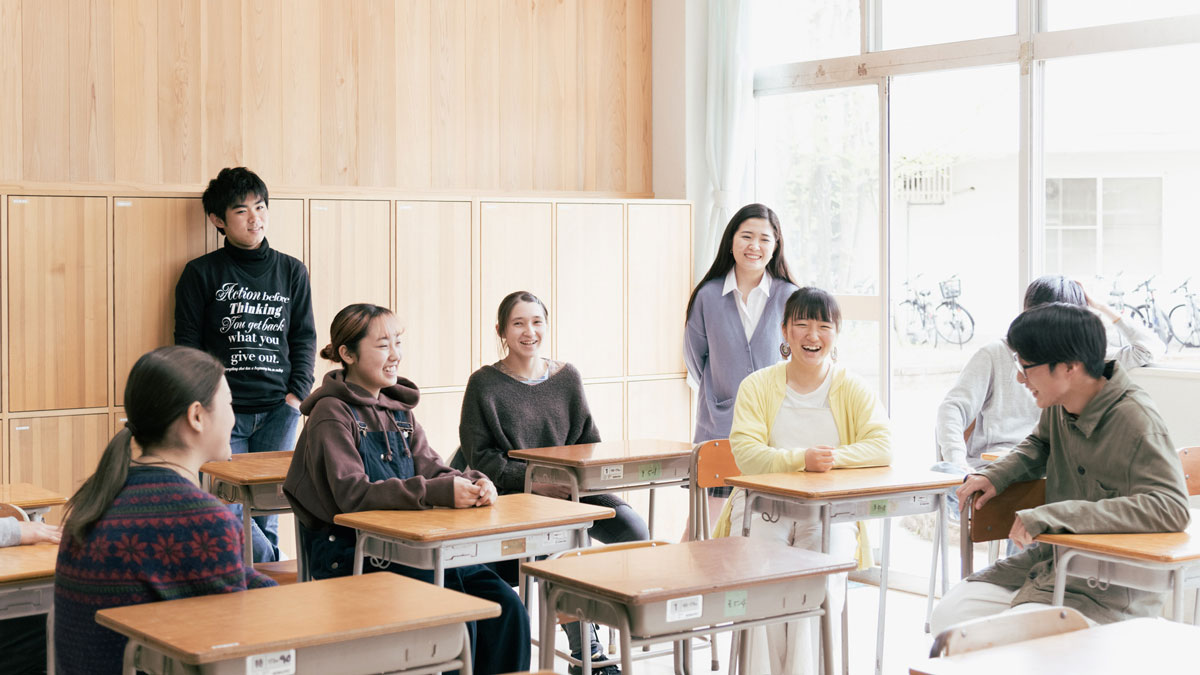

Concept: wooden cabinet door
[[10, 415, 109, 524], [627, 204, 691, 376], [7, 196, 108, 411], [556, 203, 624, 378], [626, 378, 692, 443], [583, 381, 625, 442], [478, 201, 552, 364], [266, 198, 306, 264], [309, 200, 391, 383], [413, 389, 465, 463], [113, 198, 207, 404], [395, 201, 471, 388]]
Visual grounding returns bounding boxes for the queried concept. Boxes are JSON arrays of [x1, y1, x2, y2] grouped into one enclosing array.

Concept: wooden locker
[[413, 389, 466, 463], [626, 378, 691, 443], [627, 204, 690, 376], [555, 203, 624, 378], [583, 381, 625, 442], [9, 414, 109, 524], [478, 201, 552, 364]]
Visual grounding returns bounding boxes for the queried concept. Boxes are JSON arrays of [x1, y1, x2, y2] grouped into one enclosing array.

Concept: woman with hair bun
[[284, 303, 528, 675]]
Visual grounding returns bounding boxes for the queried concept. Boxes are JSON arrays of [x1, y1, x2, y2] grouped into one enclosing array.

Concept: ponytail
[[62, 428, 135, 541]]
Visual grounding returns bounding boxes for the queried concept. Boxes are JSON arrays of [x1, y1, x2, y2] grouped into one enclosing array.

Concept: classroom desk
[[908, 617, 1199, 674], [509, 439, 693, 537], [201, 451, 294, 566], [0, 483, 67, 521], [0, 542, 57, 674], [1037, 513, 1200, 622], [334, 493, 614, 585], [725, 467, 961, 675], [96, 573, 500, 675], [522, 537, 855, 675]]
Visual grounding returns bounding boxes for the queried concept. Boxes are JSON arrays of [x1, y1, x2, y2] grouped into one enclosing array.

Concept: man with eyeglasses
[[931, 301, 1190, 632]]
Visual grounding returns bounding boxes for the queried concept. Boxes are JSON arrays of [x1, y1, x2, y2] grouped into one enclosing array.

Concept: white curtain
[[700, 0, 755, 279]]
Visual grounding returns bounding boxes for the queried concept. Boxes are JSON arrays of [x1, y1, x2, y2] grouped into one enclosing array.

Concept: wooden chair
[[928, 606, 1088, 657], [688, 439, 739, 541], [254, 559, 299, 586], [959, 479, 1045, 576], [0, 502, 30, 522], [1178, 447, 1200, 497]]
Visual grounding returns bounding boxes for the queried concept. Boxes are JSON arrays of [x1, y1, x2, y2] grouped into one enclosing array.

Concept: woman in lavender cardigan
[[684, 204, 799, 536]]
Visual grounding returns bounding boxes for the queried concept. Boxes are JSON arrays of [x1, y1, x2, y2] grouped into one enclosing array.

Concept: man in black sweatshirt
[[175, 167, 316, 562]]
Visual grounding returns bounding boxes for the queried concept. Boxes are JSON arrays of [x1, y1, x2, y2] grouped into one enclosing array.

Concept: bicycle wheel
[[894, 300, 927, 346], [1127, 305, 1153, 332], [935, 302, 975, 345], [1169, 304, 1200, 348]]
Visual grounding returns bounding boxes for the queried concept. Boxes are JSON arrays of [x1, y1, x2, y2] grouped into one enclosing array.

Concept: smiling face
[[499, 300, 547, 360], [213, 192, 269, 250], [341, 314, 403, 396], [731, 217, 777, 275], [1015, 356, 1073, 409], [783, 314, 839, 368]]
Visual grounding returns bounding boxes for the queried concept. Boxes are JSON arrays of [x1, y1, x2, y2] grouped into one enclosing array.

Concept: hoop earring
[[779, 342, 791, 359], [831, 346, 839, 363]]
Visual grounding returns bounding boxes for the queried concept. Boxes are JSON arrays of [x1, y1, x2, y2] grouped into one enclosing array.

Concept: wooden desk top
[[0, 483, 67, 510], [333, 493, 614, 542], [508, 439, 693, 467], [95, 573, 499, 665], [521, 537, 855, 605], [724, 466, 960, 500], [1036, 512, 1200, 563], [201, 452, 293, 485], [0, 543, 57, 585], [909, 618, 1199, 674]]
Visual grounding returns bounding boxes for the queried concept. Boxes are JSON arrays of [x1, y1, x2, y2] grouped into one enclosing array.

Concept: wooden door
[[627, 204, 691, 376], [478, 201, 552, 364], [9, 415, 109, 524], [555, 203, 624, 378]]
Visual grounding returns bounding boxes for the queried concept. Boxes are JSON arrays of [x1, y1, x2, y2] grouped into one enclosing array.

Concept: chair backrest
[[929, 606, 1089, 657], [1178, 447, 1200, 496], [0, 503, 29, 521], [693, 439, 739, 489], [960, 478, 1045, 576], [556, 540, 672, 559], [934, 420, 976, 463]]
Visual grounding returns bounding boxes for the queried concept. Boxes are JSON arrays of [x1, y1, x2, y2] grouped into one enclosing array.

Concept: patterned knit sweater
[[54, 466, 276, 675]]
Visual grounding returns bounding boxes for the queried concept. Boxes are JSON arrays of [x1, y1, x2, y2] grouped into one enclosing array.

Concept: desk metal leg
[[121, 640, 138, 675], [458, 623, 474, 675], [741, 493, 756, 537], [352, 532, 367, 575], [820, 587, 835, 675], [1173, 568, 1185, 623], [540, 583, 558, 670], [939, 495, 950, 596], [925, 496, 942, 633], [649, 487, 657, 539], [433, 550, 445, 587], [736, 630, 749, 675], [875, 518, 891, 675], [242, 491, 254, 564], [1051, 548, 1076, 607], [46, 604, 55, 675]]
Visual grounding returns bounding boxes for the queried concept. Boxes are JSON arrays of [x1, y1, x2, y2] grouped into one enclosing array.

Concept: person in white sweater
[[0, 510, 60, 674], [0, 515, 60, 548], [936, 275, 1166, 472]]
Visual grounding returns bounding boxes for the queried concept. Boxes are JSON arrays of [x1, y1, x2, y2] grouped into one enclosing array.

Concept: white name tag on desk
[[666, 595, 703, 622], [247, 649, 295, 675]]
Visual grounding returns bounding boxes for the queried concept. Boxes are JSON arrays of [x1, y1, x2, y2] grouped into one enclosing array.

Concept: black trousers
[[0, 615, 47, 674]]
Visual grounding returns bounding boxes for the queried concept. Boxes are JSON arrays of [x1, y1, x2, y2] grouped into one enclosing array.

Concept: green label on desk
[[638, 462, 662, 481], [724, 590, 747, 617], [870, 499, 889, 516]]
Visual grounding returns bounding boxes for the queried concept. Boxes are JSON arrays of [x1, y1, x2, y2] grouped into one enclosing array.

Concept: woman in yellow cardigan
[[712, 287, 891, 675]]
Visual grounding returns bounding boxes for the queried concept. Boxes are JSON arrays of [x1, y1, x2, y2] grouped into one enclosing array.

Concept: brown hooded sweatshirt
[[284, 369, 485, 530]]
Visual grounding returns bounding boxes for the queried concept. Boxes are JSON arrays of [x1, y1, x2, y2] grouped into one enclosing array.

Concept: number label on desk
[[602, 465, 624, 481], [638, 462, 662, 481], [724, 590, 747, 618], [869, 499, 890, 516], [246, 649, 295, 675], [666, 595, 703, 622]]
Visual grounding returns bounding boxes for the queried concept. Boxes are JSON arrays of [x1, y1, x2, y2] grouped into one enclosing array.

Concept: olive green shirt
[[970, 360, 1191, 624]]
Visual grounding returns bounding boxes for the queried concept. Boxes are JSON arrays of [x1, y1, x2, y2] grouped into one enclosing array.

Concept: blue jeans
[[230, 402, 301, 563]]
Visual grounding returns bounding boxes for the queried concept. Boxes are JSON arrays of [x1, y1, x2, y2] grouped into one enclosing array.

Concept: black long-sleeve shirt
[[175, 239, 316, 413]]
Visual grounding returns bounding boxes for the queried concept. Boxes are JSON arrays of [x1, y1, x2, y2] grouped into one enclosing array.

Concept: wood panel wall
[[0, 0, 652, 193]]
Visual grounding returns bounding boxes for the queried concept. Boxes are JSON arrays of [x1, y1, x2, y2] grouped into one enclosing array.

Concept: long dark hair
[[62, 346, 224, 541], [495, 291, 548, 357], [685, 203, 797, 320]]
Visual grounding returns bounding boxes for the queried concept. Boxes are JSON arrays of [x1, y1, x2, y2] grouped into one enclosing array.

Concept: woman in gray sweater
[[457, 291, 647, 675]]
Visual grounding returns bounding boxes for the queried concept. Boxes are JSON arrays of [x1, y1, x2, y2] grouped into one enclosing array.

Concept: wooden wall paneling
[[22, 0, 70, 182], [478, 202, 553, 364], [533, 0, 577, 191], [625, 0, 652, 194], [319, 1, 356, 185], [1, 417, 6, 483], [113, 198, 207, 404], [113, 0, 159, 183], [158, 0, 202, 184], [0, 0, 20, 181], [498, 0, 533, 191], [111, 409, 127, 437], [555, 203, 624, 378], [465, 0, 500, 190], [584, 381, 625, 442], [430, 0, 467, 188], [267, 198, 305, 264], [394, 201, 471, 388], [204, 0, 243, 177], [413, 390, 465, 462], [10, 415, 109, 524], [577, 0, 628, 192], [355, 1, 397, 187], [280, 0, 320, 186], [627, 204, 690, 375], [8, 197, 108, 411], [626, 378, 691, 443], [242, 0, 284, 184], [68, 0, 115, 183], [308, 200, 391, 382], [394, 0, 432, 189]]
